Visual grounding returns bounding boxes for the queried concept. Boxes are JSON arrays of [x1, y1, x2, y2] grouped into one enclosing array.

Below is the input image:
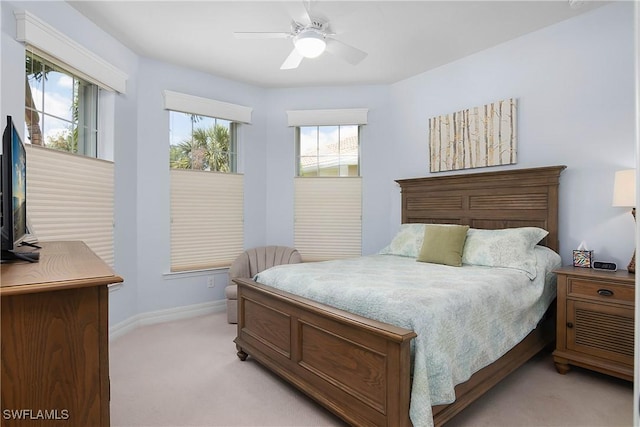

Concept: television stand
[[19, 240, 42, 249], [1, 241, 123, 426]]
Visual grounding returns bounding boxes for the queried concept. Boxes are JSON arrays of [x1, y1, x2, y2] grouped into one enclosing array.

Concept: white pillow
[[379, 223, 426, 258], [534, 245, 562, 282], [462, 227, 549, 279]]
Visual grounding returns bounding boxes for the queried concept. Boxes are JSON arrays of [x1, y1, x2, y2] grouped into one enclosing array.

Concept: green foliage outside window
[[169, 112, 236, 173], [25, 51, 99, 157]]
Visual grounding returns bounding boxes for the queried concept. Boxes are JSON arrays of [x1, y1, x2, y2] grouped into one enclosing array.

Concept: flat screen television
[[1, 116, 39, 262]]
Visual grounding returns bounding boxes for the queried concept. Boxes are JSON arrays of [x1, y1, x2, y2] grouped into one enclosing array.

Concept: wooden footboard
[[234, 277, 555, 427], [233, 278, 416, 427]]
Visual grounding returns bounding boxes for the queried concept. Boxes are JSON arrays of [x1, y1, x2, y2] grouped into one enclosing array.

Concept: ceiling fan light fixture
[[294, 30, 326, 58]]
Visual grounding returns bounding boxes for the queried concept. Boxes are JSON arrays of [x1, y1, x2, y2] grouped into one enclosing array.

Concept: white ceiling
[[68, 0, 607, 89]]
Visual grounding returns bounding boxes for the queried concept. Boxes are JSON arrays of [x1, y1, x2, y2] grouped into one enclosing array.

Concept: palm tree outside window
[[169, 112, 236, 173]]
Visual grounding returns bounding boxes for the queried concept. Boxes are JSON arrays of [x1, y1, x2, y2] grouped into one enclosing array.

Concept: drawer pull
[[567, 322, 574, 328], [597, 289, 614, 297]]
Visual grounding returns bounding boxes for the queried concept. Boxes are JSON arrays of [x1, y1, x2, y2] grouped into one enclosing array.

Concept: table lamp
[[612, 169, 636, 273]]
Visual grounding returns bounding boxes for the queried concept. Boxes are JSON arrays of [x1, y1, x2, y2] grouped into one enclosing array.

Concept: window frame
[[169, 111, 238, 173], [25, 50, 101, 158], [295, 125, 361, 177]]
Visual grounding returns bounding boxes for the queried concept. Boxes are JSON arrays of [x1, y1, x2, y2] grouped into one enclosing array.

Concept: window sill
[[162, 267, 229, 280]]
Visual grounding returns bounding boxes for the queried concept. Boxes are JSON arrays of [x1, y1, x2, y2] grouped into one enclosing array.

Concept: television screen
[[11, 121, 27, 245], [2, 116, 31, 259]]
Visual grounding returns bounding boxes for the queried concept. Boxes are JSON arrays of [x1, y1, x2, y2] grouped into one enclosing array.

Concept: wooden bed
[[234, 165, 566, 427]]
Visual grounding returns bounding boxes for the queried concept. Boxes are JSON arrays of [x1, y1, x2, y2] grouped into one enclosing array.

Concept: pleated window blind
[[294, 177, 362, 262], [170, 170, 244, 271], [25, 144, 114, 265]]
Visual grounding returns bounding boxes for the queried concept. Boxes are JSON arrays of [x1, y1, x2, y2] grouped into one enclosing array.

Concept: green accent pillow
[[417, 224, 470, 266]]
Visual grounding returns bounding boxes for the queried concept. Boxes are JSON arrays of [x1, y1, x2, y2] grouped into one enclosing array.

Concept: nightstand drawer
[[568, 278, 634, 305]]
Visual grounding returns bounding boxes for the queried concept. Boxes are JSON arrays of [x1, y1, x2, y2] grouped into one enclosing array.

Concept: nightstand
[[553, 266, 634, 381]]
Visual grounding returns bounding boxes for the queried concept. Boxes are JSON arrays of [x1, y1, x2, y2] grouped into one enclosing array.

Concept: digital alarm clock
[[592, 261, 617, 271]]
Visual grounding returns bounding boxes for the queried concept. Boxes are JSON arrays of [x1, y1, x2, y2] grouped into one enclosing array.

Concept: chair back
[[229, 246, 301, 279]]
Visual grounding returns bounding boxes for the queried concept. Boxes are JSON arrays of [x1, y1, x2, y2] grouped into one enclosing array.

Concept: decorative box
[[573, 250, 594, 268]]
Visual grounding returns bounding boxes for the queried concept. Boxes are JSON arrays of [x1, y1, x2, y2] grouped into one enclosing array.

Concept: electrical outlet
[[207, 276, 215, 288]]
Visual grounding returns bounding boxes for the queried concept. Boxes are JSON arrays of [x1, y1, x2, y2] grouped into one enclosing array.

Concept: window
[[23, 51, 113, 265], [168, 111, 243, 271], [25, 51, 99, 157], [296, 125, 359, 177], [169, 112, 236, 172], [163, 91, 251, 272], [15, 11, 127, 266], [289, 111, 367, 262]]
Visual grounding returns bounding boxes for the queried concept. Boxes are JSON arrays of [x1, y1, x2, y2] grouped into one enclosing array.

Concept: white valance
[[163, 90, 253, 124], [287, 108, 368, 127], [15, 10, 128, 93]]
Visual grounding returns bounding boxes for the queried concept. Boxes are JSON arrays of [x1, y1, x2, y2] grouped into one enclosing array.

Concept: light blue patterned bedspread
[[254, 246, 561, 427]]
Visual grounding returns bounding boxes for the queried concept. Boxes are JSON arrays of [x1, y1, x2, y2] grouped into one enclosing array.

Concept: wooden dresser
[[553, 266, 634, 381], [1, 241, 123, 426]]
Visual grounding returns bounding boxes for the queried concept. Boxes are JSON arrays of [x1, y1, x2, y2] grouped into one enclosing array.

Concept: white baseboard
[[109, 299, 226, 341]]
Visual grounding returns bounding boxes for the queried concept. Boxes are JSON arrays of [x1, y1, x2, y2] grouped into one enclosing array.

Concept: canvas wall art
[[429, 98, 517, 172]]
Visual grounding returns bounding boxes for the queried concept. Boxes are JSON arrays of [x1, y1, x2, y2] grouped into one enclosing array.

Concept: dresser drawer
[[568, 277, 634, 304]]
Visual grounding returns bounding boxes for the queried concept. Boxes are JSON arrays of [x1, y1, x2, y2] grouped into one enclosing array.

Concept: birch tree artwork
[[429, 98, 517, 172]]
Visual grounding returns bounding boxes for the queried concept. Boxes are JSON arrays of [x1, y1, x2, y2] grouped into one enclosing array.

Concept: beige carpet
[[109, 312, 633, 427]]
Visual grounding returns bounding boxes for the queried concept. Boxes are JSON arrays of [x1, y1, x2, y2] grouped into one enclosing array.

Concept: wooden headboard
[[396, 166, 566, 252]]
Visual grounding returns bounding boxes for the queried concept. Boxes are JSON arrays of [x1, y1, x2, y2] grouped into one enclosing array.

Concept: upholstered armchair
[[225, 246, 302, 324]]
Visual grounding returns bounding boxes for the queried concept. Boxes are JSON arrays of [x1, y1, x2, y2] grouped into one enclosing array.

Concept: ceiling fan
[[233, 2, 367, 70]]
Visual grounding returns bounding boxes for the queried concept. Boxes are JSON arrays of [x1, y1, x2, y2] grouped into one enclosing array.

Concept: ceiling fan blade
[[280, 48, 304, 70], [234, 32, 291, 39], [301, 0, 313, 23], [325, 38, 367, 65]]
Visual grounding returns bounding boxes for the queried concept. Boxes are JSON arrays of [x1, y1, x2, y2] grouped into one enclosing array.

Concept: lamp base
[[629, 208, 636, 274]]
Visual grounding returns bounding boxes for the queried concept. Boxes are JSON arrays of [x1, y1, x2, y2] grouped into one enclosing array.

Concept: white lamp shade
[[612, 169, 636, 207], [294, 31, 326, 58]]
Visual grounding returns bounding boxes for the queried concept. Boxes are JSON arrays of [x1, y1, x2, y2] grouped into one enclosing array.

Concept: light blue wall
[[387, 1, 636, 266], [133, 57, 266, 316], [263, 85, 394, 255], [0, 1, 636, 327]]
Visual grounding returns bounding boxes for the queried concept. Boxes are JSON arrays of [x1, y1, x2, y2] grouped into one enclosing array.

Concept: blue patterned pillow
[[462, 227, 549, 279], [379, 224, 426, 258]]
